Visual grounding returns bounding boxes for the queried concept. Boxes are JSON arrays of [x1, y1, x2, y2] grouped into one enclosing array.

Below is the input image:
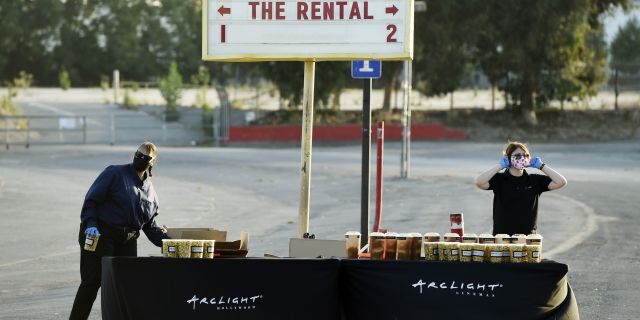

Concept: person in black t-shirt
[[474, 141, 567, 235]]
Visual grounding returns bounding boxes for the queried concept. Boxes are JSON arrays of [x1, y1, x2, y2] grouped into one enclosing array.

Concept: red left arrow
[[385, 5, 398, 16], [218, 5, 231, 16]]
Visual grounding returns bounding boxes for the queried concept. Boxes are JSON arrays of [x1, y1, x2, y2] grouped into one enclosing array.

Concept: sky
[[603, 4, 640, 45]]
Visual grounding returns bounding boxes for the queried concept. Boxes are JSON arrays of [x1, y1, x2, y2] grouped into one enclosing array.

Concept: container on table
[[444, 233, 461, 243], [447, 242, 460, 262], [176, 240, 192, 259], [203, 240, 215, 259], [462, 233, 478, 243], [162, 239, 178, 258], [84, 234, 100, 252], [395, 234, 411, 260], [409, 233, 423, 260], [424, 241, 440, 261], [369, 232, 385, 260], [459, 243, 475, 262], [424, 232, 441, 243], [345, 231, 361, 259], [190, 240, 205, 259], [472, 243, 487, 263], [384, 232, 398, 260]]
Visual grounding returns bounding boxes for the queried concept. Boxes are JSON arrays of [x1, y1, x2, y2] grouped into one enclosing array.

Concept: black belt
[[98, 221, 139, 241]]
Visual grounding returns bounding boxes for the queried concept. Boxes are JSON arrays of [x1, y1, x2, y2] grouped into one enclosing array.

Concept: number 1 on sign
[[221, 25, 226, 43], [387, 25, 397, 42]]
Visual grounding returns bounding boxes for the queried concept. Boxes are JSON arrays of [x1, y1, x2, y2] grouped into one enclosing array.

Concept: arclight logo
[[186, 294, 264, 311], [411, 279, 504, 298]]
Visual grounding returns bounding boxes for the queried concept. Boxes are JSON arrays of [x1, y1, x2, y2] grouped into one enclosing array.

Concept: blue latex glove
[[529, 156, 544, 169], [499, 156, 510, 169], [85, 227, 100, 237]]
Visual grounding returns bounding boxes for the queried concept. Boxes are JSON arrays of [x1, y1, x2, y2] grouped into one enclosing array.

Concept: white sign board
[[202, 0, 414, 61]]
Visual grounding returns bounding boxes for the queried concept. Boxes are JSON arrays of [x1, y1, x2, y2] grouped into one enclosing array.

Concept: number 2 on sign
[[386, 25, 397, 42]]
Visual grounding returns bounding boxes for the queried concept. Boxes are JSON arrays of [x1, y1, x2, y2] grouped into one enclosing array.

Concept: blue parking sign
[[351, 60, 382, 79]]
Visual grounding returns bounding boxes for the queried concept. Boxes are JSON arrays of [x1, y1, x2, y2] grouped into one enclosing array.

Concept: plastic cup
[[462, 233, 478, 243], [190, 240, 205, 258], [409, 233, 423, 260], [84, 234, 100, 252], [509, 244, 526, 263], [345, 231, 361, 259], [369, 232, 385, 260], [447, 242, 460, 262], [203, 240, 215, 259], [489, 244, 506, 263], [526, 244, 542, 263], [444, 233, 461, 243], [424, 242, 440, 261], [459, 243, 474, 262], [176, 240, 192, 258], [163, 239, 178, 258], [512, 234, 527, 244], [423, 232, 441, 243], [472, 243, 487, 263], [478, 234, 495, 244], [437, 242, 449, 261], [526, 234, 543, 246], [384, 232, 398, 260], [395, 234, 411, 260]]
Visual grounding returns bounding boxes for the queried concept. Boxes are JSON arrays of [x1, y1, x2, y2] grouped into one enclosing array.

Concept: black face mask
[[132, 157, 151, 173]]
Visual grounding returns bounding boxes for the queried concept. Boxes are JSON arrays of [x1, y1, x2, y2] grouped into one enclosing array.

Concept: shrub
[[59, 68, 71, 90], [100, 75, 110, 91], [159, 61, 183, 114], [123, 90, 137, 109], [13, 71, 33, 90]]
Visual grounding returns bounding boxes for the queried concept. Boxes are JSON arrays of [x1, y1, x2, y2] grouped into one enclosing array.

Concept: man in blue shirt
[[70, 142, 170, 320]]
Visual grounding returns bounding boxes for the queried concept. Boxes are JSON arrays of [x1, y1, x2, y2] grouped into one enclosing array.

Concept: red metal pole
[[374, 121, 384, 232]]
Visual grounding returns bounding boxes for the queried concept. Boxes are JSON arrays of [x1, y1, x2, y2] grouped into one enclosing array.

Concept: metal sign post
[[352, 60, 381, 246], [400, 60, 412, 178]]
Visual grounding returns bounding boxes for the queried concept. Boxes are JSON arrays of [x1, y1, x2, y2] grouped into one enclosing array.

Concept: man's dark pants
[[69, 222, 138, 320]]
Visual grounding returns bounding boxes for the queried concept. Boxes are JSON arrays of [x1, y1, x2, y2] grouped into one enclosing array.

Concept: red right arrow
[[385, 5, 398, 16], [218, 5, 231, 16]]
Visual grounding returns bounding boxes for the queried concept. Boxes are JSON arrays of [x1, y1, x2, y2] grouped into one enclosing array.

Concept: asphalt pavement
[[1, 141, 639, 319], [1, 89, 639, 320]]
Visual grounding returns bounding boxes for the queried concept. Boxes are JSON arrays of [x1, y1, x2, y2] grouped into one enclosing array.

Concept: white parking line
[[0, 248, 77, 268], [544, 193, 618, 259], [27, 102, 75, 116]]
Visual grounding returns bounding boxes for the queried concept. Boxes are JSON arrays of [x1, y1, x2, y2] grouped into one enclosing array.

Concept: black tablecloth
[[101, 257, 340, 320], [340, 260, 579, 320], [101, 257, 579, 320]]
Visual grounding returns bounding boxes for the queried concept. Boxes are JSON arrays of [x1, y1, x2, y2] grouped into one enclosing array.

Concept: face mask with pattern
[[510, 156, 529, 170]]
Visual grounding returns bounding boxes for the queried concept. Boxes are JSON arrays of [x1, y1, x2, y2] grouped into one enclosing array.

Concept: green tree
[[258, 61, 349, 108], [381, 62, 403, 112], [474, 0, 629, 113], [413, 1, 477, 99], [611, 17, 640, 73], [0, 0, 64, 85], [159, 61, 183, 117]]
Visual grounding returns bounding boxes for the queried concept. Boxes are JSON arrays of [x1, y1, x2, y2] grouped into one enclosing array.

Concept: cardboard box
[[289, 238, 346, 258], [167, 228, 249, 257]]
